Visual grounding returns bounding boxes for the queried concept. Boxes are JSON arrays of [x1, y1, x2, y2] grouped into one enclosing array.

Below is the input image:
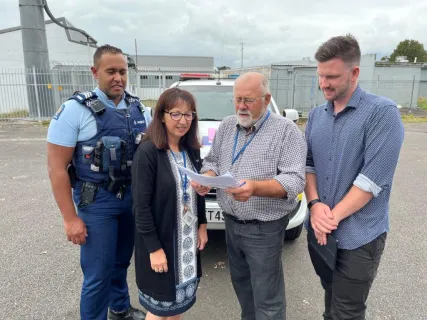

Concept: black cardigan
[[131, 139, 207, 302]]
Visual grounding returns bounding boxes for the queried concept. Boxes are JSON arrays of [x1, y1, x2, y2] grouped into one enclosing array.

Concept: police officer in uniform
[[47, 44, 151, 320]]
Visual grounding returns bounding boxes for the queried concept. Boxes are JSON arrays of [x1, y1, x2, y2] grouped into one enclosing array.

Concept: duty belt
[[81, 177, 131, 200]]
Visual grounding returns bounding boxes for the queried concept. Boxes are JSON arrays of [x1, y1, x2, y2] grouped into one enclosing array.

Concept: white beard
[[237, 107, 267, 128], [237, 110, 255, 128]]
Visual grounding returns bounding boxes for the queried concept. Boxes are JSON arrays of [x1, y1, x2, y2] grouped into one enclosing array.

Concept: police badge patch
[[53, 104, 65, 120]]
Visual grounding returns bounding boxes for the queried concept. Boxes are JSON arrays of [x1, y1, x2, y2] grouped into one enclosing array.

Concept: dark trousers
[[308, 232, 387, 320], [224, 214, 289, 320], [74, 182, 134, 320]]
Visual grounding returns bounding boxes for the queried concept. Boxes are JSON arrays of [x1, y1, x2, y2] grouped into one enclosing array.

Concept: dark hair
[[93, 44, 124, 68], [315, 33, 361, 66], [143, 88, 201, 151]]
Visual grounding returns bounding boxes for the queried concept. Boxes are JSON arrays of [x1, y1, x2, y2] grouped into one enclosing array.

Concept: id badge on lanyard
[[171, 150, 197, 226]]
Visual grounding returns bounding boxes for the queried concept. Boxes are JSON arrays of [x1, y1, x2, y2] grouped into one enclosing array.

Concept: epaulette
[[72, 91, 98, 103], [69, 91, 106, 115]]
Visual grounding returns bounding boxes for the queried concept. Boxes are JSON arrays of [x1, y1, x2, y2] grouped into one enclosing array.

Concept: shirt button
[[326, 177, 329, 181], [323, 196, 326, 200]]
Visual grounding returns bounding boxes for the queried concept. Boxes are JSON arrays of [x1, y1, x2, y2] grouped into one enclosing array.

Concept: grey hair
[[261, 76, 270, 95], [233, 72, 271, 96]]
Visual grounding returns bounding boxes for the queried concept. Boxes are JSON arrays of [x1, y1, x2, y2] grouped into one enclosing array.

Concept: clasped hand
[[310, 202, 340, 245]]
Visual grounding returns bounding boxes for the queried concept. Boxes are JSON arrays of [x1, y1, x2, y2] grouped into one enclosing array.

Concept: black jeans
[[308, 232, 387, 320], [224, 214, 289, 320]]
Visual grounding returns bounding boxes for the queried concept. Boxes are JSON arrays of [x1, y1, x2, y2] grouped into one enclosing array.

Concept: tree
[[390, 39, 427, 63]]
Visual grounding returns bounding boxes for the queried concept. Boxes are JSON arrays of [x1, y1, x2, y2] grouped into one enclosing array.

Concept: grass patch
[[418, 97, 427, 110], [141, 99, 157, 108], [0, 109, 29, 118], [296, 118, 308, 126], [401, 114, 427, 123], [41, 120, 51, 127]]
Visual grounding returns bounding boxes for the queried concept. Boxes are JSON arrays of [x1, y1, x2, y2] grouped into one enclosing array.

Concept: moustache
[[237, 111, 251, 115]]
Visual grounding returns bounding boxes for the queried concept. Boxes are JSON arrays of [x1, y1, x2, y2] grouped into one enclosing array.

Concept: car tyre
[[284, 223, 303, 241]]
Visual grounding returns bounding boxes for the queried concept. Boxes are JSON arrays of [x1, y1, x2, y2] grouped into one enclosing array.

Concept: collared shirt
[[47, 87, 152, 147], [305, 85, 404, 250], [201, 109, 307, 221]]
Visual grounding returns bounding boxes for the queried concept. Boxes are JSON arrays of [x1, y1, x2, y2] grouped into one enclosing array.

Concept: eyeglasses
[[232, 96, 265, 106], [164, 111, 196, 121]]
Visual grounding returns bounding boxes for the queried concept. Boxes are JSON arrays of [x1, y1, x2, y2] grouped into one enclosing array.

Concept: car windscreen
[[178, 85, 235, 121], [180, 85, 275, 121]]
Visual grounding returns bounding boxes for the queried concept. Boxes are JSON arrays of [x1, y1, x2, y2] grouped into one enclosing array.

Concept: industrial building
[[221, 55, 427, 115]]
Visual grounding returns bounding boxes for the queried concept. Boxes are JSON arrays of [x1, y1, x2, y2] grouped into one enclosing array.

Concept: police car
[[169, 73, 307, 241]]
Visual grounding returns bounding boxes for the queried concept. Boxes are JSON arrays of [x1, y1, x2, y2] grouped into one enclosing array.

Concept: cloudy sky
[[1, 0, 427, 68]]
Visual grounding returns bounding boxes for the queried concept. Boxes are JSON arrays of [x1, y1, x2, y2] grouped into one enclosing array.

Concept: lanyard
[[170, 150, 189, 204], [232, 110, 271, 165]]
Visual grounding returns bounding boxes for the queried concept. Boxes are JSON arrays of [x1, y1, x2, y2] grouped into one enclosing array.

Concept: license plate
[[206, 209, 224, 222]]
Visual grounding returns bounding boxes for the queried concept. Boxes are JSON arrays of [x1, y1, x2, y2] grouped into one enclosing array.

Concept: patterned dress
[[138, 150, 199, 317]]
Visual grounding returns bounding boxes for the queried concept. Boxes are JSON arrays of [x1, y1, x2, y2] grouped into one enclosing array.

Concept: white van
[[169, 75, 307, 241]]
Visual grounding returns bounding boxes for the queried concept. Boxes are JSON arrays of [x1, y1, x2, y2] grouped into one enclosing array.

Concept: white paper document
[[174, 163, 240, 189]]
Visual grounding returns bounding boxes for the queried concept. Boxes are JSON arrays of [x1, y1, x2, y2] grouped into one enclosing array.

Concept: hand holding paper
[[174, 163, 240, 189], [225, 180, 254, 202]]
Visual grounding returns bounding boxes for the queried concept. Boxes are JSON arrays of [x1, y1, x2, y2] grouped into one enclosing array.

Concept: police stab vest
[[70, 90, 147, 188]]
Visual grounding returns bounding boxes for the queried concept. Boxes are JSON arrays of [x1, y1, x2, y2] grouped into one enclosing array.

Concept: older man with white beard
[[191, 72, 307, 320]]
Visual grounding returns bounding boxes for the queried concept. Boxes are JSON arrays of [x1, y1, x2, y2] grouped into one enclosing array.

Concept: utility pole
[[239, 39, 245, 69], [19, 0, 55, 118], [135, 38, 138, 69]]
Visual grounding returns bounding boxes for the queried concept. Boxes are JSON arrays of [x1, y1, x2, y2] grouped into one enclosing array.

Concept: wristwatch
[[307, 198, 321, 210]]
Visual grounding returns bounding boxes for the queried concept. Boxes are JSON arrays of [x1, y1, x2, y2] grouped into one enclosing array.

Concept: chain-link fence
[[0, 65, 424, 121], [0, 65, 217, 121], [271, 75, 422, 116]]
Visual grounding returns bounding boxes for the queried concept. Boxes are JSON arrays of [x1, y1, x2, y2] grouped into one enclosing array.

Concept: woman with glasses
[[131, 88, 208, 320]]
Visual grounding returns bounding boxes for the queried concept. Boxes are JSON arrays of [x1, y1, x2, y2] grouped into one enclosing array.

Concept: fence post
[[158, 68, 161, 97], [376, 74, 380, 94], [409, 74, 415, 112], [136, 69, 141, 97], [32, 65, 41, 122], [275, 73, 279, 105], [290, 70, 295, 109]]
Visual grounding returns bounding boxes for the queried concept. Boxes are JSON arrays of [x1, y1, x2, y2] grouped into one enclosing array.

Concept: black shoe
[[108, 306, 146, 320]]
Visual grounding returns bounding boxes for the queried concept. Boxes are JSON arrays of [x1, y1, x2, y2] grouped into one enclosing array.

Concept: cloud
[[1, 0, 427, 67], [109, 26, 126, 34]]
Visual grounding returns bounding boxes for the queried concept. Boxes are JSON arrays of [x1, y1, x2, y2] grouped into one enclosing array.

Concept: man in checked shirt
[[191, 72, 307, 320]]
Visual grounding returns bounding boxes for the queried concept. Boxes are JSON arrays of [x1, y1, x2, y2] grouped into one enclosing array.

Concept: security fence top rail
[[0, 66, 424, 120]]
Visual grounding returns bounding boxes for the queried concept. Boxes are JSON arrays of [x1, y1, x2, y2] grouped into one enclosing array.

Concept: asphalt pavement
[[0, 121, 426, 320]]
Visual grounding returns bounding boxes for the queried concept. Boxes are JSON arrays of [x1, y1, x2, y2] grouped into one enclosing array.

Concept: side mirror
[[282, 109, 299, 122]]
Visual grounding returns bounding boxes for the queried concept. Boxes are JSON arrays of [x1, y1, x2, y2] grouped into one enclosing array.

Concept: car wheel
[[284, 223, 303, 241]]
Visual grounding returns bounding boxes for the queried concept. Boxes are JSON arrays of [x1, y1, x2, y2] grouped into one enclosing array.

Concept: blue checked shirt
[[305, 85, 404, 250]]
